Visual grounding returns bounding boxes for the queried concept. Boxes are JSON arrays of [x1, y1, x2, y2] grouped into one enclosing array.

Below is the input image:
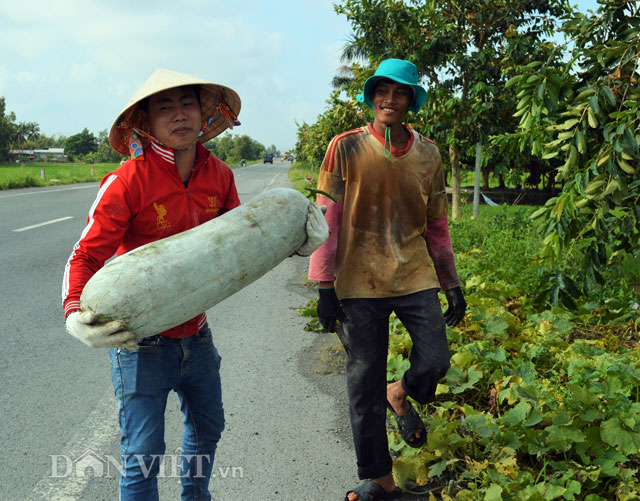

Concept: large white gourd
[[80, 188, 311, 339]]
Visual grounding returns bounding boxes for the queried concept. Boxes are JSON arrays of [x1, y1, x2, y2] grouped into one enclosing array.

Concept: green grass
[[288, 160, 318, 197], [0, 156, 268, 191], [0, 163, 118, 190]]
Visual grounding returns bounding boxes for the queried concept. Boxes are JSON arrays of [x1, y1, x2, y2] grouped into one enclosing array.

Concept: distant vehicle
[[263, 153, 274, 164]]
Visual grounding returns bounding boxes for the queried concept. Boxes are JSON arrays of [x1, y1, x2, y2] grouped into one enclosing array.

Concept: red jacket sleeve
[[61, 173, 132, 317], [221, 165, 241, 214]]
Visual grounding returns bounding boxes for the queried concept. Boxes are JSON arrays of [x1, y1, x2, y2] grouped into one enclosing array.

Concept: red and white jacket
[[62, 142, 241, 338]]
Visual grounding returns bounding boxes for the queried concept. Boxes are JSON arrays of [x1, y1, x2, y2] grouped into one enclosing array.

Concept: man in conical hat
[[62, 69, 327, 499], [308, 58, 467, 500]]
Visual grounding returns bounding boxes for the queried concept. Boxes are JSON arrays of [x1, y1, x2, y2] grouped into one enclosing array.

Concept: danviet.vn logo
[[49, 448, 244, 479]]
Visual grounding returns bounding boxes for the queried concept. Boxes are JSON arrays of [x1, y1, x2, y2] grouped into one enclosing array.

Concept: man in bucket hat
[[308, 58, 467, 499], [62, 68, 327, 500]]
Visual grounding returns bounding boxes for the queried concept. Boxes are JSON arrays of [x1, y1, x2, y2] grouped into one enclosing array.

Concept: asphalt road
[[1, 159, 430, 501]]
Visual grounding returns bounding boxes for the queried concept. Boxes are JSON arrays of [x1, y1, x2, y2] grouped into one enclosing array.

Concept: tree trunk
[[482, 166, 490, 190], [450, 143, 462, 220], [545, 172, 555, 190]]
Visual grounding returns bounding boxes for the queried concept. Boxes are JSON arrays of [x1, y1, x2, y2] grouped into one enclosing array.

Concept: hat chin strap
[[122, 124, 197, 159], [384, 125, 393, 158]]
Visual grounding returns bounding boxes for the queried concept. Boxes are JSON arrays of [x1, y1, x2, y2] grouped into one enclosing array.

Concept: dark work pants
[[340, 289, 450, 480]]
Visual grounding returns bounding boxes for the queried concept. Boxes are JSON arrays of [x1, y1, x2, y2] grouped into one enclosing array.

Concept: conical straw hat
[[109, 68, 241, 155]]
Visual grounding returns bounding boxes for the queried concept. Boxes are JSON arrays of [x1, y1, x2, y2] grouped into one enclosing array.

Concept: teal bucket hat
[[357, 58, 427, 113]]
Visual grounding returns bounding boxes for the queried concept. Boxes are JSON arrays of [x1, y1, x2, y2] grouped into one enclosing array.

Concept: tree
[[12, 121, 40, 148], [295, 89, 367, 167], [266, 144, 281, 156], [0, 97, 17, 161], [27, 133, 66, 149], [204, 133, 264, 163], [231, 134, 263, 161], [335, 0, 570, 218], [509, 0, 639, 295], [64, 128, 98, 157], [95, 129, 125, 163]]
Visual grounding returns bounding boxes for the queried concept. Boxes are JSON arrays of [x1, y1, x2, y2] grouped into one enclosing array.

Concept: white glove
[[296, 203, 330, 256], [66, 310, 138, 349]]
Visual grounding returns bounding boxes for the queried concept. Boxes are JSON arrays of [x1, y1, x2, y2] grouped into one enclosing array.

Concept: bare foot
[[387, 380, 423, 442], [347, 473, 397, 500]]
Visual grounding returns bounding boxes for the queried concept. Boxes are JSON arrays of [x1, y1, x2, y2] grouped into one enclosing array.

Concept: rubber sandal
[[345, 479, 402, 500], [387, 400, 427, 448]]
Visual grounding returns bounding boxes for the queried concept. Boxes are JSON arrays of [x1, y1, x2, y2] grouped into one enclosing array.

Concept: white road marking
[[0, 184, 97, 200], [262, 165, 288, 192], [13, 216, 74, 232], [31, 394, 120, 501]]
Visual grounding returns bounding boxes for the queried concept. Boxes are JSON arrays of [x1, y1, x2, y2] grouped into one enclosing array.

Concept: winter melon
[[80, 188, 318, 339]]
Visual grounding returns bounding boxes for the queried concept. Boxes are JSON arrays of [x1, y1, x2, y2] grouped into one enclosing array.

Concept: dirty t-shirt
[[309, 124, 448, 300]]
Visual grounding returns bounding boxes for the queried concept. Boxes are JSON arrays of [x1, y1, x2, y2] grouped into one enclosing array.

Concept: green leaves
[[601, 406, 640, 455], [499, 1, 640, 287], [600, 85, 617, 107], [376, 203, 640, 498], [500, 401, 532, 427], [444, 364, 483, 394], [387, 352, 410, 380]]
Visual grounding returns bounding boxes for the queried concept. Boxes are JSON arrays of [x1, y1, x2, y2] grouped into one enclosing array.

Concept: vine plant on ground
[[298, 203, 640, 500]]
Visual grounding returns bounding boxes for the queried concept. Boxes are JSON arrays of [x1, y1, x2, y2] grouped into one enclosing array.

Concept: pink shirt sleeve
[[308, 196, 343, 282], [425, 215, 461, 290]]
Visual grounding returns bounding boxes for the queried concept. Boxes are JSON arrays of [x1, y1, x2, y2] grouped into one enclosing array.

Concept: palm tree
[[331, 64, 357, 89], [12, 121, 40, 149], [24, 122, 40, 142]]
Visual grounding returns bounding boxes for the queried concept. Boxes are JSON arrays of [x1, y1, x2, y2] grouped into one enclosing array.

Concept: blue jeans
[[109, 325, 224, 501]]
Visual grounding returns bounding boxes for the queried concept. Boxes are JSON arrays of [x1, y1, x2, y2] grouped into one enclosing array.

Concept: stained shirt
[[309, 124, 459, 300]]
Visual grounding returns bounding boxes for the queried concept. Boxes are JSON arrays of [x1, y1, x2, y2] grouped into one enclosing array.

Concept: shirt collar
[[367, 123, 415, 157]]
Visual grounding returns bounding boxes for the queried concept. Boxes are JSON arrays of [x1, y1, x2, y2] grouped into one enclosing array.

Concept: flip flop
[[345, 479, 402, 500], [387, 400, 427, 448]]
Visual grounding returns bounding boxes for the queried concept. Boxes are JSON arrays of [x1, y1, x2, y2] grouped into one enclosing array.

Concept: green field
[[0, 163, 118, 190], [0, 158, 265, 191]]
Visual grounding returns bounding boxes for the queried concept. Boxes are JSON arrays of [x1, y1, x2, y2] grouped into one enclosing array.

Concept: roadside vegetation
[[295, 190, 640, 499], [0, 163, 117, 190], [0, 156, 264, 191]]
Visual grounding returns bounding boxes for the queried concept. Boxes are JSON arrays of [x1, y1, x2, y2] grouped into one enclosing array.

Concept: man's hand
[[66, 310, 138, 349], [443, 287, 466, 327], [295, 203, 329, 256], [317, 288, 344, 333]]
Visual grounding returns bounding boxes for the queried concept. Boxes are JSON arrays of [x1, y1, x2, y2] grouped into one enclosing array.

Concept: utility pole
[[473, 142, 481, 218]]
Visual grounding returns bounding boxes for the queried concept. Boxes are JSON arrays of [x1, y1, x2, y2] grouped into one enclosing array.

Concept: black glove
[[443, 286, 466, 327], [317, 288, 344, 332]]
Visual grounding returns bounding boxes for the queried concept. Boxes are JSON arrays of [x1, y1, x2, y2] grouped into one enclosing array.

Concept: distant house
[[35, 148, 65, 160], [11, 148, 66, 161]]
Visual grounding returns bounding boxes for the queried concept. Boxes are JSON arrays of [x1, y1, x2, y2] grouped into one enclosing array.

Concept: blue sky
[[0, 0, 600, 151]]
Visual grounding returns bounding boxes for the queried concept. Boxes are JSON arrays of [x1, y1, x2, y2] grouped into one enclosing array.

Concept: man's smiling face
[[147, 86, 203, 151], [371, 78, 412, 127]]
